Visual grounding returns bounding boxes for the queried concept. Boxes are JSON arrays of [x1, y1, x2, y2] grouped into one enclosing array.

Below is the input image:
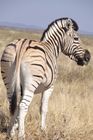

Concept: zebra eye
[[74, 37, 78, 40]]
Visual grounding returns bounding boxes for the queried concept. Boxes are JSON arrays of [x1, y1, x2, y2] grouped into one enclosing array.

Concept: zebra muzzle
[[76, 49, 91, 66]]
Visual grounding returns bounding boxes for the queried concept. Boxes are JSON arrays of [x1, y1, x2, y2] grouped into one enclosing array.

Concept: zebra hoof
[[6, 136, 13, 140], [41, 125, 46, 132]]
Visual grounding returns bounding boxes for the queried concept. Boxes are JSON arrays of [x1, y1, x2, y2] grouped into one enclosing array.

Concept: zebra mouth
[[76, 49, 91, 66], [69, 54, 90, 66], [76, 58, 88, 66]]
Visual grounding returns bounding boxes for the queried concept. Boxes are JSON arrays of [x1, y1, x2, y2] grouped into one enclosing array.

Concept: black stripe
[[33, 75, 43, 79], [46, 39, 57, 57], [45, 44, 52, 52], [5, 82, 9, 86], [1, 71, 5, 73], [7, 43, 16, 48], [32, 84, 37, 89], [47, 52, 54, 67], [34, 80, 40, 85], [53, 34, 60, 55], [1, 59, 10, 62], [22, 39, 27, 46], [46, 52, 54, 86], [48, 37, 57, 57], [26, 46, 31, 51], [2, 76, 6, 80], [23, 99, 30, 103], [52, 27, 61, 55], [26, 46, 46, 55], [19, 39, 27, 52], [49, 26, 60, 55], [3, 51, 12, 56], [31, 64, 45, 71], [15, 39, 27, 62], [21, 101, 28, 106], [62, 27, 68, 32], [28, 40, 32, 45], [50, 33, 58, 46], [33, 46, 45, 54], [46, 59, 53, 87]]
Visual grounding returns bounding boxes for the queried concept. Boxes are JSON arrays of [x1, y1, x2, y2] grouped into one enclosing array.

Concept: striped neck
[[40, 20, 65, 58]]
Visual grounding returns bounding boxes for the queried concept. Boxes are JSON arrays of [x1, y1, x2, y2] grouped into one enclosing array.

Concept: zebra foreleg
[[41, 86, 53, 130]]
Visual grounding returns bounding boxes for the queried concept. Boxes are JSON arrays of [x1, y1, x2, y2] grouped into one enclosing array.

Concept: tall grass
[[0, 28, 93, 140]]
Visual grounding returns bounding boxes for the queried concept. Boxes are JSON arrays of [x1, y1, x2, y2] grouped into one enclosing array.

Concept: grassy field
[[0, 28, 93, 140]]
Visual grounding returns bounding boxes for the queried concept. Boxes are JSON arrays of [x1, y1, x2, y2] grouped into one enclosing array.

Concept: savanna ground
[[0, 27, 93, 140]]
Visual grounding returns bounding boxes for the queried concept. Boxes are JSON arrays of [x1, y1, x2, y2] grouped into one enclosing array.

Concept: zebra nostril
[[76, 58, 84, 66], [84, 49, 91, 62], [74, 37, 78, 41]]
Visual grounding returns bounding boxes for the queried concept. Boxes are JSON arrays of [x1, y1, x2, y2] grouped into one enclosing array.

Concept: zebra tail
[[9, 40, 27, 115], [10, 69, 21, 115], [10, 54, 21, 115], [10, 86, 17, 115]]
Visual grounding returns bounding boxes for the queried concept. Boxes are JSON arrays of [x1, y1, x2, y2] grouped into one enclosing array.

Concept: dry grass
[[0, 28, 93, 140]]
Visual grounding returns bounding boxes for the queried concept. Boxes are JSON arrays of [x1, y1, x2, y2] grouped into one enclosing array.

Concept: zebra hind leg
[[18, 88, 34, 140], [7, 109, 18, 139]]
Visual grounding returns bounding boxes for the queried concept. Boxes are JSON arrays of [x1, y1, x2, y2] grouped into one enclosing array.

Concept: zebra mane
[[70, 18, 79, 31], [40, 17, 79, 41]]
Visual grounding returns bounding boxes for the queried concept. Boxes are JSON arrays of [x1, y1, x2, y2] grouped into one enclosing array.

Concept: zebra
[[1, 17, 90, 140]]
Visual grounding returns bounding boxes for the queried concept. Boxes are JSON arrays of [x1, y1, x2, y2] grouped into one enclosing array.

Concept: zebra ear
[[67, 18, 79, 31], [70, 18, 79, 31], [66, 19, 72, 29]]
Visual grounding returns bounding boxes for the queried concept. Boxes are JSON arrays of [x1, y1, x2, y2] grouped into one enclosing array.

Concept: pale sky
[[0, 0, 93, 33]]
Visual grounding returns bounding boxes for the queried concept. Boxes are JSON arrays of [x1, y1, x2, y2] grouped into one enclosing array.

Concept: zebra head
[[62, 18, 91, 66], [41, 17, 90, 65]]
